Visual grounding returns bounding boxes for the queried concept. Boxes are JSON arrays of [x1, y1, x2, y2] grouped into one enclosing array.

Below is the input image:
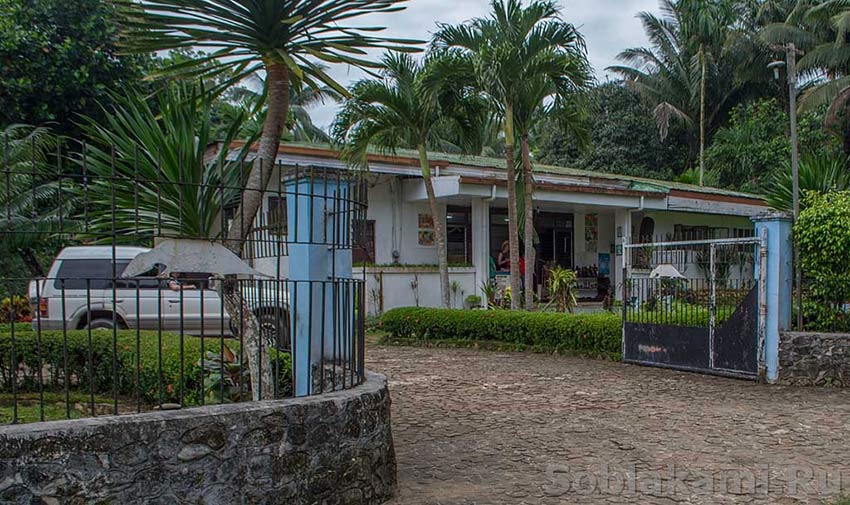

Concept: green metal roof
[[281, 141, 764, 201]]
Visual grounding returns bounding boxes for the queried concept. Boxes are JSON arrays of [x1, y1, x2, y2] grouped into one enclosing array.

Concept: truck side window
[[54, 260, 130, 290]]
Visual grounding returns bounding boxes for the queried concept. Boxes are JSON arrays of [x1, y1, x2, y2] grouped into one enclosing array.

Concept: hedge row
[[0, 329, 291, 406], [381, 308, 622, 359]]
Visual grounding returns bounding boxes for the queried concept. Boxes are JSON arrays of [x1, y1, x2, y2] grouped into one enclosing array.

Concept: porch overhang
[[402, 175, 668, 211]]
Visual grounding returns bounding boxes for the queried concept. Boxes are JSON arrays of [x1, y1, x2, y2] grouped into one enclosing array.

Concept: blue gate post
[[287, 174, 353, 396], [753, 212, 793, 382]]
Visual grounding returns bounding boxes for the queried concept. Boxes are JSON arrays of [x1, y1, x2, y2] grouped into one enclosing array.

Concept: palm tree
[[762, 0, 850, 153], [332, 52, 484, 309], [766, 152, 850, 212], [435, 0, 583, 309], [118, 0, 418, 399], [510, 28, 592, 309], [677, 0, 736, 186], [226, 74, 341, 143], [0, 124, 67, 277], [609, 0, 762, 177]]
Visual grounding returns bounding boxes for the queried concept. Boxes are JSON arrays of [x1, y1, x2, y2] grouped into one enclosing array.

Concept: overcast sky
[[309, 0, 660, 130]]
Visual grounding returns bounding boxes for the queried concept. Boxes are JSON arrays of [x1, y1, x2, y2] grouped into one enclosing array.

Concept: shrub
[[381, 307, 622, 359], [0, 329, 291, 407], [0, 296, 32, 324], [795, 191, 850, 330]]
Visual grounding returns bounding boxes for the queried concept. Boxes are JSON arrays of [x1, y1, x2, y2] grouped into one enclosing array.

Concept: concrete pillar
[[614, 210, 632, 301], [471, 198, 491, 295], [286, 176, 353, 396], [752, 212, 793, 382]]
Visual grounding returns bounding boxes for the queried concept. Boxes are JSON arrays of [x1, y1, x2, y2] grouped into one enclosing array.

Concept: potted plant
[[465, 294, 483, 310]]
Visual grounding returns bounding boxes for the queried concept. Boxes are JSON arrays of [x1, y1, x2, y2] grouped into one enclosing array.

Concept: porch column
[[471, 198, 491, 297], [753, 212, 793, 383], [614, 210, 632, 301]]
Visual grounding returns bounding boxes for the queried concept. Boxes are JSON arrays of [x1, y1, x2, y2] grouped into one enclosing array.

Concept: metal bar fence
[[0, 140, 368, 425]]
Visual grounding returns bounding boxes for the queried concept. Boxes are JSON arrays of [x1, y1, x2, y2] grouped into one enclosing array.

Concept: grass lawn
[[0, 392, 132, 424]]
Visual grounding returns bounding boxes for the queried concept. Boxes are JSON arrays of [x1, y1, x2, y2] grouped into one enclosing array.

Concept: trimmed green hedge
[[381, 308, 622, 359], [0, 329, 291, 407]]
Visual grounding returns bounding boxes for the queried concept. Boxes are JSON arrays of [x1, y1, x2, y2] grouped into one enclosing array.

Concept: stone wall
[[0, 372, 396, 504], [779, 332, 850, 386]]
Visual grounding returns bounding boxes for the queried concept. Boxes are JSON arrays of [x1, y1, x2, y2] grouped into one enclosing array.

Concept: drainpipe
[[484, 185, 497, 202]]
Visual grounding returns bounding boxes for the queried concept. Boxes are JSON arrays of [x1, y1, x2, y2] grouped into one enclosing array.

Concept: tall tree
[[332, 52, 483, 309], [677, 0, 736, 186], [435, 0, 586, 309], [762, 0, 850, 153], [509, 20, 592, 309], [118, 0, 418, 399], [609, 0, 766, 174], [0, 0, 150, 137], [532, 83, 689, 179]]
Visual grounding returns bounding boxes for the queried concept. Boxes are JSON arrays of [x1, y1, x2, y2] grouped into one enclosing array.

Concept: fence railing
[[796, 277, 850, 333], [1, 140, 368, 425], [623, 237, 760, 328]]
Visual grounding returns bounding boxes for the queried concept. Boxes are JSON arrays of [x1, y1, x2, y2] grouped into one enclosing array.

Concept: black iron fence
[[796, 277, 850, 333], [0, 139, 367, 424], [623, 238, 759, 328]]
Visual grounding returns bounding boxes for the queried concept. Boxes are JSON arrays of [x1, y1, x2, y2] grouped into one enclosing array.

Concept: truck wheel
[[88, 318, 116, 330]]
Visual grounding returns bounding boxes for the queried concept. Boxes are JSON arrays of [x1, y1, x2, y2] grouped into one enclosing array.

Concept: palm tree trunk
[[418, 145, 451, 308], [699, 44, 707, 187], [504, 106, 521, 310], [222, 61, 291, 401], [521, 135, 535, 310]]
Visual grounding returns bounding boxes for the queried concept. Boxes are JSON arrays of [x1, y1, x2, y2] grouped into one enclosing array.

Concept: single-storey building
[[221, 142, 767, 315]]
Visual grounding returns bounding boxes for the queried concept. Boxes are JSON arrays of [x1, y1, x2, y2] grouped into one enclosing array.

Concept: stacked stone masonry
[[0, 372, 396, 504], [779, 332, 850, 386]]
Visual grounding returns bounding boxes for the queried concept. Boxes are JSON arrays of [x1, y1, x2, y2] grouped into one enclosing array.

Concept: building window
[[446, 206, 472, 265], [353, 220, 375, 264], [267, 196, 288, 236]]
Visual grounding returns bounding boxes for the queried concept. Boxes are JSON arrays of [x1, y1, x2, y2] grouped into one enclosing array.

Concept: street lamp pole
[[786, 43, 803, 330]]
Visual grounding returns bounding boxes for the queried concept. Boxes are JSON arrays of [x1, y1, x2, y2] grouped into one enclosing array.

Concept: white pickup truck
[[27, 246, 290, 343]]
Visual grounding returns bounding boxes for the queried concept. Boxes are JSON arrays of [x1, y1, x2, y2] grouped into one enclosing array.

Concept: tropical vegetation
[[4, 0, 850, 324]]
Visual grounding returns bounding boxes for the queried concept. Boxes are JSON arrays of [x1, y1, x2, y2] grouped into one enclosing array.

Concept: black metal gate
[[622, 235, 766, 379]]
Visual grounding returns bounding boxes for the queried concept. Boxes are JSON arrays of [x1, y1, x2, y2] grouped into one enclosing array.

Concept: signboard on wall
[[599, 253, 611, 276], [418, 213, 435, 246]]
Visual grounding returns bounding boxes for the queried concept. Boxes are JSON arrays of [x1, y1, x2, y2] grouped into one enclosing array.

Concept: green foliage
[[381, 307, 622, 359], [77, 83, 251, 241], [795, 191, 850, 329], [608, 0, 774, 170], [0, 125, 73, 283], [627, 301, 736, 327], [0, 328, 292, 407], [766, 152, 850, 212], [533, 83, 688, 179], [118, 0, 419, 98], [0, 296, 31, 324], [706, 99, 840, 193], [0, 0, 150, 136], [545, 267, 578, 313]]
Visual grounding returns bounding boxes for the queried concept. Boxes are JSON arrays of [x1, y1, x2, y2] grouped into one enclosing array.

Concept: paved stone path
[[367, 344, 850, 504]]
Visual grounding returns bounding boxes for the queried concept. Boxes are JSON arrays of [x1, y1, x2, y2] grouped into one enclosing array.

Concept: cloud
[[310, 0, 660, 130]]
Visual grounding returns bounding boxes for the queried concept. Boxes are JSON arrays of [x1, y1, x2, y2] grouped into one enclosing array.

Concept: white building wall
[[365, 176, 444, 266]]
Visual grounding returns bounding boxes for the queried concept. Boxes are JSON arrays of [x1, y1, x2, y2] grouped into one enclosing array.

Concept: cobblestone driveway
[[367, 345, 850, 505]]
